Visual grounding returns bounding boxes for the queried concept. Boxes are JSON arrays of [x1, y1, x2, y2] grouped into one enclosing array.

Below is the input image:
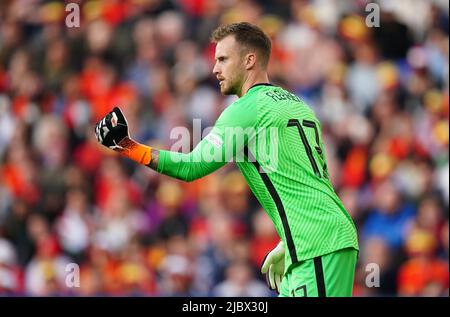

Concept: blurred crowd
[[0, 0, 448, 297]]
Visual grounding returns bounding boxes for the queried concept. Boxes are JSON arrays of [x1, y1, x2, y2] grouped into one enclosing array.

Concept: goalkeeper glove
[[95, 107, 152, 165], [261, 241, 285, 293]]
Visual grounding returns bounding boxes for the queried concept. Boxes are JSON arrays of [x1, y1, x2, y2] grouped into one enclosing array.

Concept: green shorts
[[279, 247, 358, 297]]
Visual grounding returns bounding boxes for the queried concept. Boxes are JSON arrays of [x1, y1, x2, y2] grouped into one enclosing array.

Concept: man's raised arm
[[94, 105, 256, 182]]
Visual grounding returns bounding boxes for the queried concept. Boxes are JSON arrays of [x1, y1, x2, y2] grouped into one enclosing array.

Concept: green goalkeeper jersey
[[156, 83, 359, 269]]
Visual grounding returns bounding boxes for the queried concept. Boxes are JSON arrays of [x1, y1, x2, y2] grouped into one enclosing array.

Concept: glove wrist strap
[[116, 137, 152, 165]]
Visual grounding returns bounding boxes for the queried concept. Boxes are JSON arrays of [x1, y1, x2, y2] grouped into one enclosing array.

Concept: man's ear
[[244, 52, 257, 70]]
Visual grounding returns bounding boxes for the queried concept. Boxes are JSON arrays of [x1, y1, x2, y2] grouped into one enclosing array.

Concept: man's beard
[[222, 84, 236, 95], [221, 77, 241, 95]]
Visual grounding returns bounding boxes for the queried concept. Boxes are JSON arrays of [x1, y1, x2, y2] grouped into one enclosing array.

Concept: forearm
[[148, 147, 226, 182]]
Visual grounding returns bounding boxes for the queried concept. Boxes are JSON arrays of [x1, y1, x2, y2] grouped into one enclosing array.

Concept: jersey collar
[[248, 83, 274, 92]]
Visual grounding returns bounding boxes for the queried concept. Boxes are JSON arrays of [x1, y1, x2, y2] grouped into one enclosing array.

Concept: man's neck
[[238, 71, 270, 97]]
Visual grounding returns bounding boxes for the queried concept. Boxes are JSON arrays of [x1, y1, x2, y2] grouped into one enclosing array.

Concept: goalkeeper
[[95, 22, 358, 297]]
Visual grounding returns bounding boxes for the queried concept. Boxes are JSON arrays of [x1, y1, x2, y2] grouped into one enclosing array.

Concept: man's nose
[[212, 63, 219, 76]]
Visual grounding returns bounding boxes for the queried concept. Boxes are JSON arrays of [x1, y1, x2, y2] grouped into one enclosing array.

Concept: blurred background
[[0, 0, 448, 297]]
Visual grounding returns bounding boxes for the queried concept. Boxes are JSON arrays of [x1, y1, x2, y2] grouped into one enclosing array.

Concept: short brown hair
[[211, 22, 271, 68]]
